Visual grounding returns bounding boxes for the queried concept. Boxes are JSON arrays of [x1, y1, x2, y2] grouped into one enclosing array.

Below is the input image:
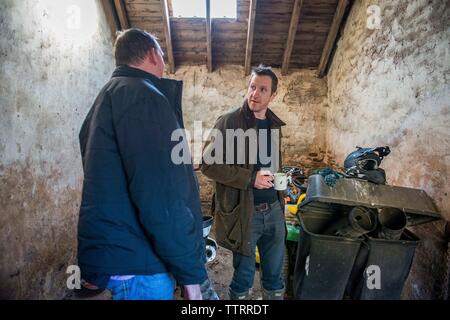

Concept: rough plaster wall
[[327, 0, 450, 298], [169, 66, 328, 204], [0, 0, 115, 299]]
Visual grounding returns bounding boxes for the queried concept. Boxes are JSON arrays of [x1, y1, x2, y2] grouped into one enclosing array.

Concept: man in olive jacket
[[202, 65, 286, 300], [77, 29, 206, 300]]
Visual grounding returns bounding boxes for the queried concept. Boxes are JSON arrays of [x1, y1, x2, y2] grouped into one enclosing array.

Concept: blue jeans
[[106, 273, 175, 300], [230, 201, 286, 293]]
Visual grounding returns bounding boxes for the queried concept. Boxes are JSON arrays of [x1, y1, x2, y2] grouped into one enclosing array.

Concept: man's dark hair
[[251, 64, 278, 93], [114, 28, 161, 66]]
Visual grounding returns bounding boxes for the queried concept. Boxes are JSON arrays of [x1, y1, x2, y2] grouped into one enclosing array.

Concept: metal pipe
[[323, 206, 377, 238], [377, 208, 407, 240]]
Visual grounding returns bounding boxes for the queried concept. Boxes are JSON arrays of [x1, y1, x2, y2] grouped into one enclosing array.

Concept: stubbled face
[[247, 75, 276, 117]]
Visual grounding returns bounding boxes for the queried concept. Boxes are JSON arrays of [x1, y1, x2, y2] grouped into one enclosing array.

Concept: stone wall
[[326, 0, 450, 299], [168, 65, 329, 205], [0, 0, 115, 299]]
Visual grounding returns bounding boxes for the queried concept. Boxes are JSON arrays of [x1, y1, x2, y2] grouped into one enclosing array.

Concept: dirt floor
[[205, 246, 263, 300], [198, 200, 264, 300]]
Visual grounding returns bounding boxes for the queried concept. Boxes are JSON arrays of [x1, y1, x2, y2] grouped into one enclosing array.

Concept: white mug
[[274, 173, 291, 191]]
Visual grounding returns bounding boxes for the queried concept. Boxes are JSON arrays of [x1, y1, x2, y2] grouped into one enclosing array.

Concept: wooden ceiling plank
[[317, 0, 348, 78], [101, 0, 120, 41], [114, 0, 130, 29], [244, 0, 257, 76], [161, 0, 175, 74], [206, 0, 213, 72], [281, 0, 303, 75]]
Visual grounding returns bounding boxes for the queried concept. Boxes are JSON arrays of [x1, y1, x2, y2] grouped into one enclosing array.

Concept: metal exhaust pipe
[[324, 206, 377, 238], [377, 208, 407, 240]]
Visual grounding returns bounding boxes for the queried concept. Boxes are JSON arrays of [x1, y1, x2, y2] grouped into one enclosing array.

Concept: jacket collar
[[112, 65, 181, 91], [241, 100, 286, 129], [112, 65, 185, 128], [112, 64, 161, 82]]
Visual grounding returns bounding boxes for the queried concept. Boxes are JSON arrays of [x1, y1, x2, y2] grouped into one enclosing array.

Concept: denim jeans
[[230, 201, 286, 293], [106, 273, 175, 300]]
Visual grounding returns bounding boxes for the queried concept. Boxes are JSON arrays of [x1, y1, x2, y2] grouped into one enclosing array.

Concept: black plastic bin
[[292, 175, 440, 300], [293, 204, 363, 300], [346, 229, 419, 300]]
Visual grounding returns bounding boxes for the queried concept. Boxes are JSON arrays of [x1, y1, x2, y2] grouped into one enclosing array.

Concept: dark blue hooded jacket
[[77, 65, 207, 288]]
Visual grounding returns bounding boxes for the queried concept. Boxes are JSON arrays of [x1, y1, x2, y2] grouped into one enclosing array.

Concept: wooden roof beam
[[244, 0, 258, 76], [317, 0, 349, 78], [206, 0, 213, 72], [281, 0, 303, 75], [100, 0, 120, 42], [161, 0, 176, 74], [113, 0, 130, 30]]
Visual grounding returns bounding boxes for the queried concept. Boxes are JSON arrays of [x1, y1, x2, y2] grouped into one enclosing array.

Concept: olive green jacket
[[201, 102, 286, 256]]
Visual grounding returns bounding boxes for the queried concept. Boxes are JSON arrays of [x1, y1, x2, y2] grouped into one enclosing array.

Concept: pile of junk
[[280, 146, 442, 300]]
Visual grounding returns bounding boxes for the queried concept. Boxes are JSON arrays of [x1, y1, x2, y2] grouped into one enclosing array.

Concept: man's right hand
[[254, 171, 274, 189]]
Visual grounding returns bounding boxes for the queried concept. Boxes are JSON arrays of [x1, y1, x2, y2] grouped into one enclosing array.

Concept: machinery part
[[287, 193, 306, 215], [376, 207, 407, 240], [323, 206, 377, 239], [282, 166, 304, 178], [205, 237, 217, 263], [283, 166, 307, 189], [202, 215, 213, 238]]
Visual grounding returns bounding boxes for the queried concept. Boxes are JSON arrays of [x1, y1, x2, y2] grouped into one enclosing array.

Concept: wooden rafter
[[281, 0, 303, 75], [206, 0, 213, 72], [161, 0, 175, 74], [244, 0, 258, 76], [100, 0, 120, 41], [114, 0, 130, 30], [317, 0, 349, 78]]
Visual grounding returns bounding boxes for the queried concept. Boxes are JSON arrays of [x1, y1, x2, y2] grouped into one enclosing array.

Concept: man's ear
[[270, 91, 277, 101], [147, 48, 158, 66]]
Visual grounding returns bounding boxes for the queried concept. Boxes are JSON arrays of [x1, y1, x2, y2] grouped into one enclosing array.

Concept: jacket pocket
[[215, 185, 240, 214], [215, 204, 242, 249]]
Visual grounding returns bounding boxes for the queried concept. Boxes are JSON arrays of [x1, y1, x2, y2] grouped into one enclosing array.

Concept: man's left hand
[[183, 284, 203, 300]]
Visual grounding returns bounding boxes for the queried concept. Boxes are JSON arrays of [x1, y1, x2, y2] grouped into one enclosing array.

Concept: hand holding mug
[[254, 170, 274, 189]]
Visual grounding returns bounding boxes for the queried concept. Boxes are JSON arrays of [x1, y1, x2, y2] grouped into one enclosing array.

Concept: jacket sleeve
[[201, 116, 256, 190], [112, 92, 207, 285]]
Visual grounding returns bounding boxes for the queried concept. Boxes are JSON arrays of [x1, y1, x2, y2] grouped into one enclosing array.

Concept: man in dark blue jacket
[[77, 28, 207, 300]]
